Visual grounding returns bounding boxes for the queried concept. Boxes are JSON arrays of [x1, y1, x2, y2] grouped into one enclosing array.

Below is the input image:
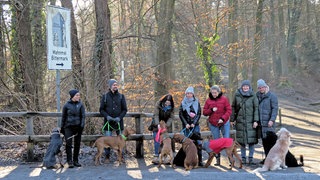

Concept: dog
[[43, 127, 63, 169], [93, 127, 135, 165], [253, 128, 291, 172], [172, 133, 198, 171], [157, 120, 174, 168], [173, 131, 202, 167], [202, 138, 242, 169], [262, 130, 303, 167]]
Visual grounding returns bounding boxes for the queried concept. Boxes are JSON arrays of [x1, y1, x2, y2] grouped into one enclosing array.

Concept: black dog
[[262, 131, 303, 167], [43, 128, 63, 168], [173, 131, 202, 167]]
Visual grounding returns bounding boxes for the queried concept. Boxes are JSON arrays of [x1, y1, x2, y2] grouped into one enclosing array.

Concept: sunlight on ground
[[29, 167, 42, 177], [0, 166, 17, 178], [127, 170, 142, 179]]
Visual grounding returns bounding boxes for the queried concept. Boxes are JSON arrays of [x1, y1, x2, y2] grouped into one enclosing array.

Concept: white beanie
[[185, 86, 194, 94]]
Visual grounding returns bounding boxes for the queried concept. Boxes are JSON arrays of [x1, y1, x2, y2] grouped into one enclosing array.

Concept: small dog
[[157, 120, 174, 168], [202, 138, 242, 169], [173, 133, 198, 171], [43, 127, 63, 169], [253, 128, 291, 172], [93, 127, 135, 165]]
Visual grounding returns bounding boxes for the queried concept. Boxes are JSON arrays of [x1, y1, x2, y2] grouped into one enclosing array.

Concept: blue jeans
[[153, 131, 160, 157], [240, 143, 255, 159], [209, 120, 230, 139]]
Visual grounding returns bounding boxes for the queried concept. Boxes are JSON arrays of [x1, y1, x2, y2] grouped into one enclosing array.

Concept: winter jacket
[[179, 101, 201, 127], [100, 90, 127, 131], [153, 100, 175, 132], [230, 89, 259, 145], [256, 88, 278, 138], [203, 92, 232, 126], [61, 100, 85, 129]]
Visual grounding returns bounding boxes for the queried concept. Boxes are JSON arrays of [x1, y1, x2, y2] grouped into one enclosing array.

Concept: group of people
[[60, 78, 278, 168]]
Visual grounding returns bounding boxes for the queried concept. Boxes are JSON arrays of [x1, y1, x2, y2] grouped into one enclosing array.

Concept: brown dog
[[157, 120, 174, 168], [173, 133, 198, 171], [93, 127, 135, 165], [202, 138, 242, 170]]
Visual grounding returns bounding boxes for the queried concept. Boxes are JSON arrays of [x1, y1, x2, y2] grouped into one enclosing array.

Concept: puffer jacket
[[61, 100, 85, 128], [99, 90, 127, 131], [256, 88, 278, 138], [153, 100, 175, 132], [203, 92, 232, 126], [179, 102, 201, 127], [230, 89, 259, 145]]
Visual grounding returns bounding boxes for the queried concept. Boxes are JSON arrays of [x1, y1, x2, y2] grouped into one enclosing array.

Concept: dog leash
[[181, 127, 194, 138], [102, 121, 125, 139]]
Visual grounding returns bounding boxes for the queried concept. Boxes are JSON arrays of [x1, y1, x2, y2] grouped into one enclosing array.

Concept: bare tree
[[154, 0, 175, 98]]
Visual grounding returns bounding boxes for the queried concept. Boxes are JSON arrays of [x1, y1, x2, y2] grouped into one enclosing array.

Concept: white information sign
[[46, 5, 72, 70]]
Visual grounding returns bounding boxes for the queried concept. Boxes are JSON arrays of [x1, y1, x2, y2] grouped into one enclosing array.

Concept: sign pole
[[56, 69, 61, 127]]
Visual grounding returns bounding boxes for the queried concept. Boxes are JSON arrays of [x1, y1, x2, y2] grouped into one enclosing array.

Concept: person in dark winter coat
[[256, 79, 279, 161], [61, 89, 86, 168], [151, 94, 175, 164], [203, 85, 232, 165], [99, 79, 128, 159], [179, 86, 203, 166], [230, 80, 259, 165]]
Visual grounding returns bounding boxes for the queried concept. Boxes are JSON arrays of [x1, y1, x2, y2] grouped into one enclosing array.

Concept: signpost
[[46, 5, 72, 127]]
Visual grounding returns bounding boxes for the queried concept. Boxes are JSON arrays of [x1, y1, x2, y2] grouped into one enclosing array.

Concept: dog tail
[[298, 155, 304, 166]]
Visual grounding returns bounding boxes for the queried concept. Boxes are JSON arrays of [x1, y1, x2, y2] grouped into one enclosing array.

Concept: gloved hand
[[107, 115, 113, 121], [114, 117, 120, 123]]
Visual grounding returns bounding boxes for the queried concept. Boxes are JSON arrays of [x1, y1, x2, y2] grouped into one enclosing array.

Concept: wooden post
[[278, 108, 282, 127], [135, 115, 144, 158], [26, 116, 34, 161]]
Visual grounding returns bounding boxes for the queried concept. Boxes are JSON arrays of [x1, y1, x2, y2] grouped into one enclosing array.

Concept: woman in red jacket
[[203, 85, 232, 165]]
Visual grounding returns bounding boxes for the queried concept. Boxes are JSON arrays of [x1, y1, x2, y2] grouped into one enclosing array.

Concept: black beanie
[[69, 89, 79, 99]]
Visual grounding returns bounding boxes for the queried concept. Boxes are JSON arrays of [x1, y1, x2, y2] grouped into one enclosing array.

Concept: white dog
[[253, 128, 291, 172]]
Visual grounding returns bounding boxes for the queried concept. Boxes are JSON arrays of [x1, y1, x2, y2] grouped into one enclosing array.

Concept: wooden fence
[[0, 112, 221, 161]]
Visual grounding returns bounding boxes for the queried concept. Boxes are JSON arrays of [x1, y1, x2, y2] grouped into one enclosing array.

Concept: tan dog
[[253, 128, 291, 172], [157, 120, 174, 168], [202, 138, 242, 169], [93, 127, 135, 165], [173, 133, 198, 171]]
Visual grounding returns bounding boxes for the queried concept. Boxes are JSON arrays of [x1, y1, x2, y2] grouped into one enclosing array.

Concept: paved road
[[1, 159, 319, 180]]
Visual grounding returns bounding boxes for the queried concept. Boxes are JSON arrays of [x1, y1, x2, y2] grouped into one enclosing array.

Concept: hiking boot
[[242, 157, 247, 165], [73, 161, 81, 167], [214, 154, 221, 166], [68, 161, 74, 168], [248, 157, 256, 165]]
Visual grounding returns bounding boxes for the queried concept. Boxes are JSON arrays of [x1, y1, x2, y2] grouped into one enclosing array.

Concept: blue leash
[[180, 127, 194, 138]]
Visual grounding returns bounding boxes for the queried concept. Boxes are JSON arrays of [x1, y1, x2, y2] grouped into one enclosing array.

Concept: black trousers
[[64, 126, 83, 162]]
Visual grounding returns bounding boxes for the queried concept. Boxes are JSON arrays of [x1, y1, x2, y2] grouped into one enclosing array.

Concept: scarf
[[155, 128, 167, 143], [181, 96, 199, 115], [162, 105, 172, 112], [239, 88, 253, 97]]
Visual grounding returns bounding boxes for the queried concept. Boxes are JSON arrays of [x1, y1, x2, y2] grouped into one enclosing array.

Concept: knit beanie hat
[[202, 140, 213, 153], [108, 79, 117, 88], [69, 89, 79, 99], [210, 85, 221, 93], [257, 79, 267, 88], [241, 80, 251, 88], [185, 86, 194, 94]]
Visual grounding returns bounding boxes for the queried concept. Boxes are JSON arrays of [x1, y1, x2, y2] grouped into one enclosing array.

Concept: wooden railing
[[0, 112, 224, 161]]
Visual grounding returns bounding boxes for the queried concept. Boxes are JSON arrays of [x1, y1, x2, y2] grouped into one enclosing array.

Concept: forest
[[0, 0, 319, 135]]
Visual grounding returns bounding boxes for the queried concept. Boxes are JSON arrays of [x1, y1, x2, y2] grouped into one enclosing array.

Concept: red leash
[[155, 127, 167, 143]]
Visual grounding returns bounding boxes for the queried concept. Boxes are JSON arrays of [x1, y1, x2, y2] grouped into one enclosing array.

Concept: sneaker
[[241, 157, 246, 165], [73, 161, 81, 167], [248, 158, 256, 165]]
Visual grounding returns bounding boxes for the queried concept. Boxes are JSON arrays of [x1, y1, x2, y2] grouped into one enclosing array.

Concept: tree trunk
[[0, 5, 4, 78], [278, 1, 289, 82], [31, 0, 46, 111], [16, 0, 35, 110], [252, 0, 264, 91], [270, 0, 279, 79], [93, 0, 113, 94], [154, 0, 175, 99], [228, 0, 238, 100], [287, 0, 302, 66]]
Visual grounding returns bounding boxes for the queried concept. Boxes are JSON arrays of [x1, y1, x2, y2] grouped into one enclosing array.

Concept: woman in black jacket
[[61, 89, 85, 168], [179, 86, 202, 166]]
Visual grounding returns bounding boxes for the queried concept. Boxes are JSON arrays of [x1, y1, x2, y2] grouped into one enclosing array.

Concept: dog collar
[[121, 134, 127, 140]]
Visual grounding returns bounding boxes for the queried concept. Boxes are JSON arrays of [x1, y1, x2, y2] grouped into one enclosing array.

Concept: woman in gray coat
[[230, 80, 259, 165]]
